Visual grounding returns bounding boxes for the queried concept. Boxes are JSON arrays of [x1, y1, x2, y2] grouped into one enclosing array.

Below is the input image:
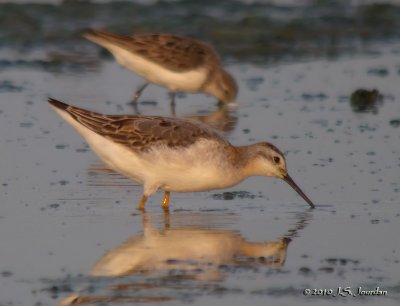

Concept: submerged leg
[[132, 82, 149, 104], [170, 92, 176, 116], [137, 194, 149, 211], [163, 209, 170, 230], [162, 191, 170, 210]]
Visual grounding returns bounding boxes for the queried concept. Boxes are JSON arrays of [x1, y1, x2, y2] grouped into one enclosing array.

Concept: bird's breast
[[140, 140, 243, 192]]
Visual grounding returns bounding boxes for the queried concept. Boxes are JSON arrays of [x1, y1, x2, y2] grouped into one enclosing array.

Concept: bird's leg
[[163, 208, 170, 230], [132, 82, 149, 105], [162, 191, 170, 210], [170, 92, 176, 116], [137, 194, 148, 211]]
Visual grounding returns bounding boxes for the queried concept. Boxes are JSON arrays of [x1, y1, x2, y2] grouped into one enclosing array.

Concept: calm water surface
[[0, 1, 400, 305]]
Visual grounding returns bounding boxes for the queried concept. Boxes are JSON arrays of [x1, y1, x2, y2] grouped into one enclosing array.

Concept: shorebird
[[48, 98, 314, 210], [84, 30, 238, 113]]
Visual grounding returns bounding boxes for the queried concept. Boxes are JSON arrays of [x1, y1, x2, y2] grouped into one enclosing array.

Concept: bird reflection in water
[[132, 99, 237, 134], [58, 211, 310, 306], [91, 212, 289, 279], [183, 103, 237, 135]]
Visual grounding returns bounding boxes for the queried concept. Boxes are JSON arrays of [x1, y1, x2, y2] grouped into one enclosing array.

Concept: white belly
[[105, 45, 209, 92], [88, 136, 238, 194], [51, 106, 241, 195]]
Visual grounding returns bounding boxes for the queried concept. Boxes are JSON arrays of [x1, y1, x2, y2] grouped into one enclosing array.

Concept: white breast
[[137, 139, 242, 193]]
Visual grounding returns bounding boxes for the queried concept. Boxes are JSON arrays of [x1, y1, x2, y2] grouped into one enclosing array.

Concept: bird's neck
[[235, 145, 265, 177]]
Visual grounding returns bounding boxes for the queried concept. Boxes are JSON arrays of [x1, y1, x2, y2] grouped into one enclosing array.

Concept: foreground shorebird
[[48, 98, 314, 210], [84, 30, 238, 111]]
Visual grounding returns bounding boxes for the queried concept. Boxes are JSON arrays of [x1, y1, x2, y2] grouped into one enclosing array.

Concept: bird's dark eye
[[273, 156, 281, 164]]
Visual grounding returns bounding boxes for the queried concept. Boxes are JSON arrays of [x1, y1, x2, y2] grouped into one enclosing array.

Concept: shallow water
[[1, 1, 400, 306]]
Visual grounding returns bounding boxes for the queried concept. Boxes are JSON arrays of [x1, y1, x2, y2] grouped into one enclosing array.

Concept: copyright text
[[303, 286, 387, 297]]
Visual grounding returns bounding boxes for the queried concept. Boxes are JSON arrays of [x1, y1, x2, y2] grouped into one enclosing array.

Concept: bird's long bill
[[283, 174, 315, 208]]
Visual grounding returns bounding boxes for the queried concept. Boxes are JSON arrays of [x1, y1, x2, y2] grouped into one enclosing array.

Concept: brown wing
[[84, 29, 220, 72], [49, 98, 226, 152]]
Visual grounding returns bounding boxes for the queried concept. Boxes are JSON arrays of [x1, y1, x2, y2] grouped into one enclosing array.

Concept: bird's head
[[246, 142, 315, 208], [207, 69, 238, 104]]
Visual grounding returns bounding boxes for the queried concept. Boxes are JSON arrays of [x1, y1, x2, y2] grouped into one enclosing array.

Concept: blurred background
[[3, 0, 400, 64]]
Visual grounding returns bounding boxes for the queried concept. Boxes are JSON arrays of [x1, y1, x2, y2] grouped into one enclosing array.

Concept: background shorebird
[[48, 98, 314, 210], [84, 29, 238, 114]]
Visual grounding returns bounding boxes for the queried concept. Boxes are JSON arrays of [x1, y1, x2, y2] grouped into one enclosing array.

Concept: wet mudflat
[[1, 1, 400, 306]]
